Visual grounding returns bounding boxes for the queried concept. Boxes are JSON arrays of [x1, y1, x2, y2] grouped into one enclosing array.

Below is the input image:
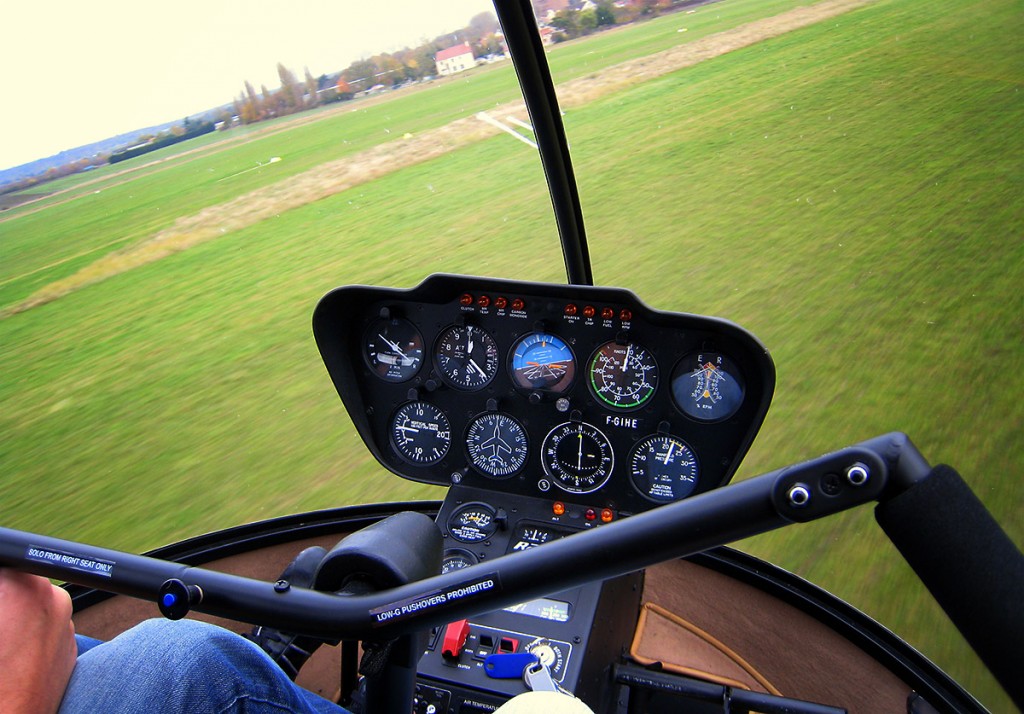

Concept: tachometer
[[541, 421, 614, 494], [434, 324, 499, 390], [629, 434, 699, 503], [588, 340, 658, 409], [364, 317, 424, 382], [671, 352, 745, 422], [465, 412, 529, 479], [509, 332, 576, 394], [389, 401, 451, 465]]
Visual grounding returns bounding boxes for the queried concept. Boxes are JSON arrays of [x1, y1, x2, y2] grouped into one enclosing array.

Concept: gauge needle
[[663, 442, 675, 465], [469, 359, 487, 378], [395, 424, 420, 434], [379, 334, 409, 360], [577, 432, 584, 470]]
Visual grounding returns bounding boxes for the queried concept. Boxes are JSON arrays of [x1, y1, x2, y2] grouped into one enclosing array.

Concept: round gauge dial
[[442, 549, 479, 573], [671, 352, 745, 422], [629, 434, 699, 503], [364, 318, 424, 382], [466, 413, 529, 479], [389, 401, 451, 465], [509, 332, 576, 393], [447, 503, 498, 543], [588, 340, 659, 409], [541, 422, 614, 494], [434, 324, 499, 390]]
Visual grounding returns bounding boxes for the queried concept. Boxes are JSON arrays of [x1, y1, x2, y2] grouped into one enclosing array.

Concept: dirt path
[[2, 0, 875, 318]]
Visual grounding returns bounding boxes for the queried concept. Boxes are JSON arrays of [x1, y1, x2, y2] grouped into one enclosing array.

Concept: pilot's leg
[[59, 619, 347, 714]]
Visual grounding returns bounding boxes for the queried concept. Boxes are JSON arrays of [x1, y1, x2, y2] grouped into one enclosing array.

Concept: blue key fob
[[484, 652, 539, 679]]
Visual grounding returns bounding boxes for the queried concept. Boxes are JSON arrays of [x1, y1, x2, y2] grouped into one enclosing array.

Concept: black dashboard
[[313, 274, 774, 517]]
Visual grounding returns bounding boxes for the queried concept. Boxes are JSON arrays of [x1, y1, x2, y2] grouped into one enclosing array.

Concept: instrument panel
[[313, 274, 774, 514]]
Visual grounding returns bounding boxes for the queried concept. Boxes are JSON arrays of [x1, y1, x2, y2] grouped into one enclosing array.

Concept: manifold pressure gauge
[[629, 434, 699, 503]]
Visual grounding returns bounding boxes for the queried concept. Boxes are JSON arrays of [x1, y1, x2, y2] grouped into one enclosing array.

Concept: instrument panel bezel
[[313, 274, 775, 513]]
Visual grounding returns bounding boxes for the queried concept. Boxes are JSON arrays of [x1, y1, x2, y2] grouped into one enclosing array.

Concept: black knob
[[157, 578, 202, 620]]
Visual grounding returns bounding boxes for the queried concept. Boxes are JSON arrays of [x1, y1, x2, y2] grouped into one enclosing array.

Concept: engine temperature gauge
[[447, 503, 499, 543]]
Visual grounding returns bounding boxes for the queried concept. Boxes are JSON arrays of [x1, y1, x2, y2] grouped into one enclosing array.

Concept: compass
[[541, 421, 614, 494], [465, 412, 529, 479]]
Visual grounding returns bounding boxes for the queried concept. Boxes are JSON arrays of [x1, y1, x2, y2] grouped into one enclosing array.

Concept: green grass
[[0, 0, 1021, 709]]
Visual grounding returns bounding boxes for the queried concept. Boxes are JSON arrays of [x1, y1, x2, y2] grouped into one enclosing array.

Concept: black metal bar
[[0, 439, 893, 641], [613, 663, 847, 714], [493, 0, 593, 286]]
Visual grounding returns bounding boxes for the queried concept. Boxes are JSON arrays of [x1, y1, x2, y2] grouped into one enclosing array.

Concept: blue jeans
[[60, 619, 348, 713]]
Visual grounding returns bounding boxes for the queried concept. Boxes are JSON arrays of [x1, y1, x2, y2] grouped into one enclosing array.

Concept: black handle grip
[[875, 465, 1024, 710]]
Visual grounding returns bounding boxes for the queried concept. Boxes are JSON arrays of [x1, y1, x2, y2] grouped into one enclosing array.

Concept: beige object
[[494, 691, 595, 713]]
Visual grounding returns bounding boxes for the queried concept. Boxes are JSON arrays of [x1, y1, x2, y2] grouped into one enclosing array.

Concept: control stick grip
[[875, 464, 1023, 709]]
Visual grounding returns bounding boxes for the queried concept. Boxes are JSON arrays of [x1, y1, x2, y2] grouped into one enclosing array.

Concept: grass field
[[1, 0, 1021, 709]]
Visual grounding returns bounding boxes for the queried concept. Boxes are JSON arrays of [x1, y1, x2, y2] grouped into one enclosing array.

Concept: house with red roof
[[435, 43, 475, 76]]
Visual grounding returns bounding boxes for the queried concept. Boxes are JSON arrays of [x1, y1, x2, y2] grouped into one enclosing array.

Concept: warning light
[[460, 294, 473, 306], [601, 508, 614, 523], [585, 508, 596, 521], [552, 502, 566, 516], [620, 309, 633, 321], [583, 305, 596, 318], [564, 304, 578, 316], [601, 307, 615, 320], [511, 298, 525, 311], [495, 296, 508, 309], [477, 295, 491, 308]]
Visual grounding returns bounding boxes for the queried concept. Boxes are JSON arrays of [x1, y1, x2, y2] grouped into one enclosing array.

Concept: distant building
[[435, 44, 475, 76]]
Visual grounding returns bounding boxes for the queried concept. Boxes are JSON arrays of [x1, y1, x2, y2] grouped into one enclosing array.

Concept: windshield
[[1, 1, 1019, 711]]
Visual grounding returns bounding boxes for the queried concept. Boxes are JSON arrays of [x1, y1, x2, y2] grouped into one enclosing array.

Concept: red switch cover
[[442, 619, 471, 660]]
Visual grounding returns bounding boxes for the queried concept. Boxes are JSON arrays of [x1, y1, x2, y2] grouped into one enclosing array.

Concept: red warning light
[[583, 305, 596, 318], [601, 508, 614, 523], [620, 309, 633, 321], [564, 304, 578, 316], [495, 296, 508, 309], [460, 294, 473, 306], [585, 508, 596, 521], [552, 502, 566, 516], [601, 307, 615, 320], [477, 295, 491, 308], [511, 298, 525, 311]]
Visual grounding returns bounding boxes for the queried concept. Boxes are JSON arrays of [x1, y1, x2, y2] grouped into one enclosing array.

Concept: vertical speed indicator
[[389, 401, 451, 465]]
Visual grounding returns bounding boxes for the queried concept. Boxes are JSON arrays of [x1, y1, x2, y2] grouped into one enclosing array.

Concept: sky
[[0, 0, 494, 171]]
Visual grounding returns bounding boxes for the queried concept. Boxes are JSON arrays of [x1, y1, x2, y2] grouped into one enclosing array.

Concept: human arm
[[0, 569, 78, 714]]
